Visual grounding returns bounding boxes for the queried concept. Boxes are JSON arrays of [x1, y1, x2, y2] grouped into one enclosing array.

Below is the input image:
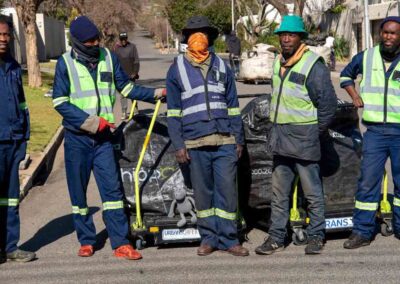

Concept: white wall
[[1, 8, 65, 64]]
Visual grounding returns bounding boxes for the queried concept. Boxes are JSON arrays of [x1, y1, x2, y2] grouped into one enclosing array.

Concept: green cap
[[274, 15, 308, 38]]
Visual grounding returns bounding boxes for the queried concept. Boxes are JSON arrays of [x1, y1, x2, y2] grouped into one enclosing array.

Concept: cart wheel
[[381, 222, 393, 237], [135, 238, 146, 250], [292, 230, 308, 246]]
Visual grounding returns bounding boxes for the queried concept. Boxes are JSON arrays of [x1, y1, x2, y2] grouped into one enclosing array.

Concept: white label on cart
[[162, 228, 201, 241], [325, 217, 353, 229]]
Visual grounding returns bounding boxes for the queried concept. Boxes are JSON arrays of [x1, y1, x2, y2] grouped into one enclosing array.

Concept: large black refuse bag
[[239, 96, 362, 229], [321, 101, 362, 213], [113, 113, 192, 215]]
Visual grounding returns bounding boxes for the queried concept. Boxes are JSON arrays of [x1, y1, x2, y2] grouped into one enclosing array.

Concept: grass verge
[[23, 71, 62, 154]]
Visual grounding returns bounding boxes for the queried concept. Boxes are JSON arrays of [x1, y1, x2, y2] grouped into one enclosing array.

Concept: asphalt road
[[1, 30, 399, 283]]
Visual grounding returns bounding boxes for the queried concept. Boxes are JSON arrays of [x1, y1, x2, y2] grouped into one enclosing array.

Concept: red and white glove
[[98, 117, 116, 132]]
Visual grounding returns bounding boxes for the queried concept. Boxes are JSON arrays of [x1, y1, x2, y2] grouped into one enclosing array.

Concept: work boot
[[197, 244, 217, 256], [6, 249, 36, 262], [78, 245, 94, 257], [343, 233, 371, 249], [305, 237, 324, 255], [255, 236, 284, 255], [225, 244, 249, 257], [114, 244, 142, 260]]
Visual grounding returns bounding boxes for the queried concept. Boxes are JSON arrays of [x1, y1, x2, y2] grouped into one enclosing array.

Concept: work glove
[[154, 88, 167, 102], [98, 117, 116, 133]]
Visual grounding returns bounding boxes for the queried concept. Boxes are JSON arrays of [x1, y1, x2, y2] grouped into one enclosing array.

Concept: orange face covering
[[187, 32, 210, 63]]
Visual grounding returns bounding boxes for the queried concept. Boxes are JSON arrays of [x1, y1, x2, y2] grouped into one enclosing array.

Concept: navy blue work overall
[[64, 129, 129, 249], [0, 54, 30, 253]]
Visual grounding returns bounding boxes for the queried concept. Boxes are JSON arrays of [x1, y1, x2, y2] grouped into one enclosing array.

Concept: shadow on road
[[94, 229, 108, 251], [20, 207, 100, 252]]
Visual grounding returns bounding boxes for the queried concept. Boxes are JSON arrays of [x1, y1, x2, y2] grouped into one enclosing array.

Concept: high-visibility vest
[[171, 54, 230, 125], [270, 50, 320, 124], [360, 45, 400, 123], [63, 48, 117, 123]]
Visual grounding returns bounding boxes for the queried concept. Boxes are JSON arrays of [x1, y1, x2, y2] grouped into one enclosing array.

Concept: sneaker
[[114, 244, 142, 260], [255, 236, 284, 255], [305, 237, 324, 255], [78, 245, 94, 257], [343, 233, 371, 249], [6, 249, 36, 262]]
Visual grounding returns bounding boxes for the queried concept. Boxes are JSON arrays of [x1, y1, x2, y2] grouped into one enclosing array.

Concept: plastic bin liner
[[113, 113, 192, 215], [238, 96, 362, 227]]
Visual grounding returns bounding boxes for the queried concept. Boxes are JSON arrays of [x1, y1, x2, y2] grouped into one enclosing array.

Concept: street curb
[[19, 126, 65, 200]]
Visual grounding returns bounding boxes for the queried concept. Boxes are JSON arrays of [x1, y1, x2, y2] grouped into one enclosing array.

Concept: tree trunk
[[25, 21, 42, 88], [294, 0, 305, 16], [12, 0, 43, 88], [265, 0, 288, 16]]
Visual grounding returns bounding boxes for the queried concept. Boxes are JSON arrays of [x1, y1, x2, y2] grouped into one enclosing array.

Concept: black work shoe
[[343, 233, 371, 249], [305, 237, 324, 255], [6, 249, 36, 262], [255, 236, 284, 255]]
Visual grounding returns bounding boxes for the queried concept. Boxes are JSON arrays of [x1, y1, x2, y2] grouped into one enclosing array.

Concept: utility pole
[[166, 18, 170, 53], [364, 0, 371, 49], [231, 0, 235, 31]]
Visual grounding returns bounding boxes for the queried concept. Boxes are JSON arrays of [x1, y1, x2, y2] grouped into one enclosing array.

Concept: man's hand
[[98, 117, 116, 132], [344, 85, 363, 108], [236, 144, 243, 159], [154, 88, 167, 101], [352, 95, 364, 108], [175, 148, 190, 164], [130, 73, 139, 81]]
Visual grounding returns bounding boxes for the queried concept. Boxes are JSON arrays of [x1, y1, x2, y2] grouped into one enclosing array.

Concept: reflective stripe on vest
[[393, 197, 400, 207], [215, 208, 236, 220], [63, 48, 117, 123], [270, 51, 320, 124], [176, 55, 228, 125], [360, 46, 400, 123], [0, 198, 19, 206]]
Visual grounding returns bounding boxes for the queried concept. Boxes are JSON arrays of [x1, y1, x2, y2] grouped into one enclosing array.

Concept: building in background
[[1, 7, 66, 64]]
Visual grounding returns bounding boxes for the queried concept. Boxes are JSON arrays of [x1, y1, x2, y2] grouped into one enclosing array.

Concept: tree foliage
[[165, 0, 198, 33]]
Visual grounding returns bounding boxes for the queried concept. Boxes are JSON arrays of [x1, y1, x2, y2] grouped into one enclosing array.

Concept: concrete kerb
[[19, 126, 65, 200]]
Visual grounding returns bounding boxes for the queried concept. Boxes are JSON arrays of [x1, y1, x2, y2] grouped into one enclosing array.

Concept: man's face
[[83, 37, 100, 47], [380, 21, 400, 53], [0, 23, 11, 56], [121, 38, 128, 46], [279, 32, 302, 58]]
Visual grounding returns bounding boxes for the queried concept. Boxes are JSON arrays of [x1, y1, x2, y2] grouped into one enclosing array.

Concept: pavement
[[1, 30, 400, 283]]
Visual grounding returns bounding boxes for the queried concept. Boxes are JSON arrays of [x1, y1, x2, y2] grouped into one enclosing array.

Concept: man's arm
[[52, 57, 99, 134], [340, 52, 364, 107], [166, 63, 189, 163], [306, 60, 337, 134], [16, 66, 30, 140], [111, 52, 159, 103], [225, 63, 244, 157]]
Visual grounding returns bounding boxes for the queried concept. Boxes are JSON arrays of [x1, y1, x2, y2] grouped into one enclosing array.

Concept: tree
[[237, 0, 279, 45], [166, 0, 198, 33], [11, 0, 44, 88]]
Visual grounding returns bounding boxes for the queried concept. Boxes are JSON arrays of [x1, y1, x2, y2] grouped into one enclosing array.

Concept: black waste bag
[[113, 112, 192, 215], [239, 96, 362, 229], [321, 101, 362, 213]]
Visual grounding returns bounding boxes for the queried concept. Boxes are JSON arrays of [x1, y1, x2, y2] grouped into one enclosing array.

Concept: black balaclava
[[71, 35, 100, 66]]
